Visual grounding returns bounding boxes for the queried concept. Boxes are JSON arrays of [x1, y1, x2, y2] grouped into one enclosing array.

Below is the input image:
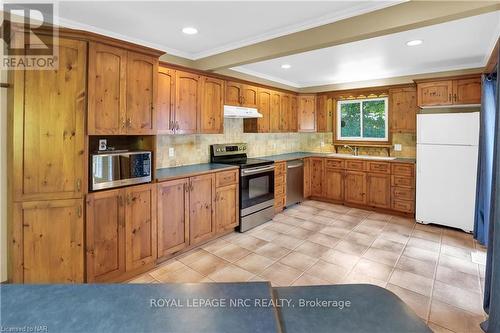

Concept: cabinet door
[[13, 199, 84, 283], [280, 94, 290, 132], [390, 87, 417, 133], [225, 81, 242, 106], [298, 95, 316, 132], [316, 95, 329, 132], [453, 78, 481, 105], [200, 76, 224, 134], [88, 42, 127, 135], [344, 171, 367, 205], [310, 158, 324, 197], [215, 184, 239, 233], [126, 51, 157, 134], [157, 179, 189, 259], [124, 184, 157, 271], [303, 158, 311, 198], [242, 85, 259, 108], [290, 95, 298, 132], [366, 173, 391, 208], [417, 81, 453, 107], [157, 66, 176, 134], [270, 91, 281, 132], [13, 38, 86, 201], [190, 174, 216, 245], [257, 88, 271, 132], [86, 189, 125, 282], [175, 71, 201, 134], [325, 168, 344, 201]]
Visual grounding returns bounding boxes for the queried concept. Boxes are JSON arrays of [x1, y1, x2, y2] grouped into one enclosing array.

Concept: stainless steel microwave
[[91, 151, 152, 191]]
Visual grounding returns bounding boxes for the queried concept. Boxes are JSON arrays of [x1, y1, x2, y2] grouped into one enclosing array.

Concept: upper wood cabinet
[[13, 199, 84, 283], [200, 76, 224, 134], [244, 88, 271, 133], [270, 91, 281, 132], [298, 95, 316, 132], [157, 66, 176, 134], [316, 95, 333, 132], [416, 76, 481, 107], [280, 93, 290, 132], [224, 81, 258, 108], [390, 87, 417, 133], [86, 189, 125, 282], [189, 173, 216, 245], [88, 42, 158, 135], [175, 71, 202, 134], [157, 179, 190, 260], [290, 95, 298, 132], [13, 38, 86, 201]]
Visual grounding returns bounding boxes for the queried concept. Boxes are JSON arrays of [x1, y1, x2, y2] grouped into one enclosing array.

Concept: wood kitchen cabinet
[[157, 66, 176, 134], [157, 179, 190, 259], [303, 158, 311, 198], [244, 88, 271, 133], [280, 94, 291, 132], [316, 95, 333, 132], [416, 75, 481, 107], [13, 199, 84, 283], [325, 167, 344, 201], [274, 161, 287, 212], [175, 71, 202, 134], [270, 91, 282, 132], [200, 76, 224, 134], [224, 81, 258, 108], [366, 173, 391, 209], [390, 87, 417, 133], [189, 174, 216, 245], [344, 171, 367, 205], [453, 77, 481, 105], [298, 95, 316, 132], [290, 95, 298, 132], [310, 158, 324, 197], [215, 184, 239, 233]]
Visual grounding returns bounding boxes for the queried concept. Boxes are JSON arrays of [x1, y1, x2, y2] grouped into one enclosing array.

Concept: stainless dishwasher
[[286, 159, 304, 207]]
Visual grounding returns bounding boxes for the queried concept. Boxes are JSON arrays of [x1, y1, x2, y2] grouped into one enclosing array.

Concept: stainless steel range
[[210, 143, 275, 232]]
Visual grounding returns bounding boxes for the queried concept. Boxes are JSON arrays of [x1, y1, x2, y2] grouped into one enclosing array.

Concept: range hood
[[224, 105, 262, 118]]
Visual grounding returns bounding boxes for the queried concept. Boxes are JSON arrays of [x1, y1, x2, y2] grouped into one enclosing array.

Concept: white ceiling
[[56, 1, 401, 59], [233, 11, 500, 87]]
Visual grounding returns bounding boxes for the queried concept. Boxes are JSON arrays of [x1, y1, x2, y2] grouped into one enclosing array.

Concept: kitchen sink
[[326, 153, 397, 161]]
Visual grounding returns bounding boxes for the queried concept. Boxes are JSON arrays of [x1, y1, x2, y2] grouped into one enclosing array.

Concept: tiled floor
[[129, 200, 487, 333]]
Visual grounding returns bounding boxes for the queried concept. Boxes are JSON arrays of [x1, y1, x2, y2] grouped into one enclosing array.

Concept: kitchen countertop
[[156, 163, 238, 182], [259, 152, 416, 163]]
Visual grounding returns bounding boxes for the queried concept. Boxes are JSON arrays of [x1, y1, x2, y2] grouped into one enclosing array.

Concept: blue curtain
[[475, 74, 498, 245]]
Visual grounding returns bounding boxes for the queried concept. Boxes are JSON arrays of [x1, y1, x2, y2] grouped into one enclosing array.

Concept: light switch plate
[[394, 144, 402, 151], [168, 147, 175, 157]]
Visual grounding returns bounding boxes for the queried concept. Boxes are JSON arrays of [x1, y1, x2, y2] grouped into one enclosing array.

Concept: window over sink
[[336, 97, 388, 142]]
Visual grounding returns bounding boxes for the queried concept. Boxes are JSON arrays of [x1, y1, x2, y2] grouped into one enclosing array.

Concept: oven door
[[240, 165, 275, 214]]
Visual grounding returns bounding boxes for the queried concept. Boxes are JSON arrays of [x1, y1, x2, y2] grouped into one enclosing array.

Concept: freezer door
[[416, 144, 478, 232], [417, 112, 479, 145]]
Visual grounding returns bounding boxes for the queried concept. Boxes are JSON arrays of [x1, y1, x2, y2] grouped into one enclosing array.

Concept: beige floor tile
[[439, 254, 478, 276], [317, 209, 343, 219], [296, 220, 324, 232], [384, 223, 414, 237], [414, 223, 444, 234], [176, 248, 211, 265], [199, 277, 215, 282], [435, 265, 480, 292], [234, 253, 275, 275], [230, 235, 268, 252], [412, 229, 442, 243], [427, 322, 456, 333], [265, 221, 294, 234], [386, 283, 431, 320], [337, 214, 364, 224], [396, 255, 436, 279], [285, 210, 315, 221], [320, 203, 350, 213], [279, 251, 318, 271], [128, 274, 158, 283], [208, 265, 254, 282], [201, 238, 231, 253], [333, 219, 359, 230], [371, 238, 405, 252], [149, 260, 187, 281], [335, 240, 369, 256], [310, 214, 336, 225], [351, 258, 393, 281], [260, 262, 303, 286], [346, 208, 371, 218], [354, 224, 384, 236], [342, 271, 387, 288], [294, 204, 320, 214], [307, 233, 341, 248], [255, 242, 290, 260], [154, 266, 205, 283], [187, 253, 230, 276], [271, 234, 303, 250], [390, 216, 417, 226], [213, 243, 251, 262], [321, 249, 360, 270], [389, 269, 434, 297], [407, 237, 441, 251], [378, 230, 410, 244], [285, 226, 316, 239], [359, 218, 387, 230], [320, 225, 351, 238], [433, 280, 484, 315], [295, 240, 330, 257], [403, 245, 439, 263], [280, 216, 308, 228], [442, 235, 474, 249], [367, 212, 393, 222], [292, 273, 329, 286], [345, 231, 377, 246], [250, 228, 281, 241], [441, 244, 472, 261], [306, 260, 348, 283], [363, 247, 400, 267], [429, 299, 485, 333]]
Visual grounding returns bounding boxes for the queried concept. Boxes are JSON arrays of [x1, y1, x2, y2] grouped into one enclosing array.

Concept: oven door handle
[[241, 165, 275, 176]]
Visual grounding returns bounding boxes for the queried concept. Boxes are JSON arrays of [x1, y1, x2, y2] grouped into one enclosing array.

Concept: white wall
[[1, 68, 7, 282]]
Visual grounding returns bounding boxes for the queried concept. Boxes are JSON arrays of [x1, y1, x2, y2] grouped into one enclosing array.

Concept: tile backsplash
[[156, 118, 416, 169]]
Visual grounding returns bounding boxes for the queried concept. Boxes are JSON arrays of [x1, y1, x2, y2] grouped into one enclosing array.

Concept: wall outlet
[[320, 141, 325, 147], [168, 147, 175, 157], [394, 144, 402, 151]]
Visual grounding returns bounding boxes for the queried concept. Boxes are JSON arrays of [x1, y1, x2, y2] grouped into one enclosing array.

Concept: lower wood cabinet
[[344, 171, 367, 205], [366, 173, 391, 209], [310, 158, 324, 197], [215, 183, 239, 233], [189, 174, 217, 245], [325, 168, 344, 201], [13, 199, 84, 283]]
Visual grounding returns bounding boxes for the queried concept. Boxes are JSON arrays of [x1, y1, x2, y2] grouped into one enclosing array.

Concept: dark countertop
[[155, 163, 238, 182], [259, 152, 416, 164]]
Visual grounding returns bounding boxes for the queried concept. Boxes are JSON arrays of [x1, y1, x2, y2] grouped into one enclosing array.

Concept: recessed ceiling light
[[406, 39, 423, 47], [281, 64, 291, 69], [182, 27, 198, 35]]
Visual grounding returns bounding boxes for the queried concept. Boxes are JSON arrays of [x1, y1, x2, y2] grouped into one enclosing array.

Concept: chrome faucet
[[343, 145, 359, 156]]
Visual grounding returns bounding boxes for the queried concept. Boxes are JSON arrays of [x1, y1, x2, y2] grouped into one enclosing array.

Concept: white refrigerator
[[416, 112, 480, 232]]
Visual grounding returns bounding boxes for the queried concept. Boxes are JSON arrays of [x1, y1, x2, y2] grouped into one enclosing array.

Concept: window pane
[[340, 102, 361, 137], [362, 100, 386, 138]]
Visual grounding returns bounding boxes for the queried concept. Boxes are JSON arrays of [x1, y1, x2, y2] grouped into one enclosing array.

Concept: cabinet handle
[[77, 205, 82, 218], [453, 94, 457, 102], [126, 193, 132, 205], [448, 93, 452, 102], [121, 118, 126, 129], [126, 118, 132, 128], [118, 195, 124, 206], [76, 179, 81, 192]]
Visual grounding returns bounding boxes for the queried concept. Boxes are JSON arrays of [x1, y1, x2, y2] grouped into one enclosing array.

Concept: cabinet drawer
[[392, 199, 415, 213], [392, 187, 415, 201], [346, 160, 365, 171], [325, 159, 344, 169], [367, 161, 390, 174], [275, 162, 286, 175], [216, 170, 238, 187], [391, 163, 414, 177], [391, 175, 415, 188]]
